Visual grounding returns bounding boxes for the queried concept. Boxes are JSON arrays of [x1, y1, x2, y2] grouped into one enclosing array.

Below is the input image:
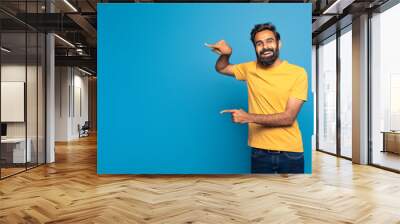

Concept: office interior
[[314, 0, 400, 172], [0, 0, 399, 180], [0, 0, 400, 222], [0, 0, 97, 179]]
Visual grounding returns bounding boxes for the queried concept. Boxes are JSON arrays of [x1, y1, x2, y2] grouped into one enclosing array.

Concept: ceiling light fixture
[[63, 0, 78, 12], [322, 0, 341, 14], [78, 67, 93, 76], [1, 47, 11, 53], [322, 0, 355, 15], [54, 34, 75, 48]]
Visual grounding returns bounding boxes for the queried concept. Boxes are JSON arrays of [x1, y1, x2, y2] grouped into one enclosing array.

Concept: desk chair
[[78, 121, 90, 138]]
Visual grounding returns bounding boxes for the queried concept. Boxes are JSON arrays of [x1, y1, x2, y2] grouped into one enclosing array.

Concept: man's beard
[[256, 48, 279, 67]]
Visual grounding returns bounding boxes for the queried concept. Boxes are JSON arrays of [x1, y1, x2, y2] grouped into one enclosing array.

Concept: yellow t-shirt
[[232, 60, 308, 152]]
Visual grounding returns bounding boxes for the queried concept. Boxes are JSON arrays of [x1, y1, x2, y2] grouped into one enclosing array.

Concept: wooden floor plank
[[1, 134, 400, 223]]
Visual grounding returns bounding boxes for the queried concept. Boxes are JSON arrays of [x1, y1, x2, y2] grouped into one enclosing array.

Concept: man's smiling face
[[253, 30, 280, 67]]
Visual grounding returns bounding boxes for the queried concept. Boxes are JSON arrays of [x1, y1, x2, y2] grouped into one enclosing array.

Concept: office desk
[[1, 138, 32, 163], [381, 131, 400, 154]]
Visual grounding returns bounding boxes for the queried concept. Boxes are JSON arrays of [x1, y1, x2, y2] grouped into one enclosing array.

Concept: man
[[206, 23, 308, 173]]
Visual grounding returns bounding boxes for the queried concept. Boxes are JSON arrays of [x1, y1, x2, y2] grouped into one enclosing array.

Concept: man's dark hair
[[250, 23, 280, 45]]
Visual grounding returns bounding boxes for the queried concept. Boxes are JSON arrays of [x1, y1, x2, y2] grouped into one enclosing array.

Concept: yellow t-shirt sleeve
[[289, 69, 308, 101], [232, 63, 249, 81]]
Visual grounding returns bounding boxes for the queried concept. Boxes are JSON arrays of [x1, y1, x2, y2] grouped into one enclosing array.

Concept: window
[[317, 35, 337, 154], [371, 2, 400, 171], [339, 27, 352, 158]]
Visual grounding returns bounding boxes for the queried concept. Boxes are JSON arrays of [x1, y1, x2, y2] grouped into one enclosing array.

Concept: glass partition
[[1, 31, 28, 177], [0, 1, 46, 179]]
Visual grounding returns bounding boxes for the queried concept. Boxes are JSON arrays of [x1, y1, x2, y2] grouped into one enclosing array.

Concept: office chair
[[79, 121, 90, 138]]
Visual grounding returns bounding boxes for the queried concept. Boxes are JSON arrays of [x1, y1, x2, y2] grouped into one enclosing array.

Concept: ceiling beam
[[67, 13, 97, 46], [55, 55, 96, 72]]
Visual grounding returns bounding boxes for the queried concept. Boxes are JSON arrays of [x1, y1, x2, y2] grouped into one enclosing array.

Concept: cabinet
[[382, 131, 400, 154]]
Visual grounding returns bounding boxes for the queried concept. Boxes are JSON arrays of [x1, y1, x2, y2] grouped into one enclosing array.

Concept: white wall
[[72, 72, 89, 138], [55, 67, 89, 141], [1, 65, 39, 138], [55, 66, 69, 141]]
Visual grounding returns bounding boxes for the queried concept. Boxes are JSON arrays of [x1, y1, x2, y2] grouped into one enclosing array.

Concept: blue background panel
[[98, 3, 313, 174]]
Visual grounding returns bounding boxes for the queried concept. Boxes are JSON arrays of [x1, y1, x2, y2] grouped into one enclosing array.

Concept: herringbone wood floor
[[1, 134, 400, 224]]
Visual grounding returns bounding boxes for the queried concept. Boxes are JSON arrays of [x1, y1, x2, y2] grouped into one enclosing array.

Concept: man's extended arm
[[251, 98, 303, 126], [221, 97, 304, 126]]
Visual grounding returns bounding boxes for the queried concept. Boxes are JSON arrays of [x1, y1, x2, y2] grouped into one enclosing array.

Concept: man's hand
[[221, 109, 253, 124], [220, 98, 304, 126], [205, 40, 232, 56]]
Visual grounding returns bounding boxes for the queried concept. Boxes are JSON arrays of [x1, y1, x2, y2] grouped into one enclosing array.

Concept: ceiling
[[0, 0, 392, 75], [1, 0, 97, 73]]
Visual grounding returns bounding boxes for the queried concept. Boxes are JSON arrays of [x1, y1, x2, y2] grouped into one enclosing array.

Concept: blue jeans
[[251, 148, 304, 173]]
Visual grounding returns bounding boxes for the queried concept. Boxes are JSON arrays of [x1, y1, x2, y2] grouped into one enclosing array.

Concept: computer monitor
[[1, 123, 7, 137]]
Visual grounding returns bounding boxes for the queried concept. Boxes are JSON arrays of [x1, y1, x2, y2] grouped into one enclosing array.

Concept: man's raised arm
[[205, 40, 235, 76]]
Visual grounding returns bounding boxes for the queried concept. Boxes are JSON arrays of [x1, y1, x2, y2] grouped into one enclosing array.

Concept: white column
[[46, 33, 55, 163], [46, 1, 55, 163], [352, 14, 369, 164]]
